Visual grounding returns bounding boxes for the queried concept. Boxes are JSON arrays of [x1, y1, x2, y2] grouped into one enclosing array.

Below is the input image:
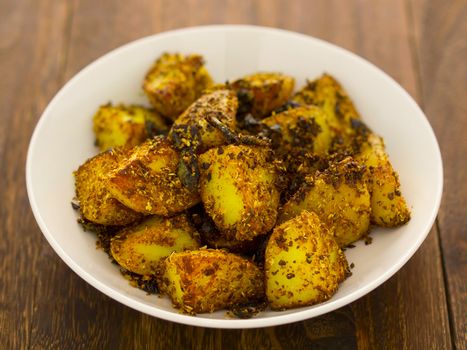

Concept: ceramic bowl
[[26, 25, 443, 328]]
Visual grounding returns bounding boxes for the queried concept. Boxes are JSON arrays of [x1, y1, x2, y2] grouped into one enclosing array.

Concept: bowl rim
[[26, 24, 443, 329]]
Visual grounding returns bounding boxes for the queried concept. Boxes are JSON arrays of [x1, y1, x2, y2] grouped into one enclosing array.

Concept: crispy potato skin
[[107, 137, 200, 216], [199, 145, 280, 241], [356, 133, 411, 226], [293, 73, 360, 130], [232, 72, 295, 118], [280, 157, 371, 247], [110, 214, 200, 275], [170, 89, 238, 152], [262, 105, 334, 156], [265, 211, 348, 310], [159, 249, 264, 314], [74, 149, 143, 226], [93, 104, 168, 151], [143, 53, 213, 120]]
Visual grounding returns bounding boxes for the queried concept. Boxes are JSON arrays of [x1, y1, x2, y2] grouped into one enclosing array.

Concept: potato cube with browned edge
[[280, 157, 371, 247], [293, 73, 361, 130], [107, 136, 200, 216], [159, 249, 264, 314], [143, 53, 213, 120], [231, 72, 295, 118], [74, 149, 143, 226], [356, 133, 411, 227], [111, 214, 200, 275], [170, 89, 238, 152], [93, 103, 168, 151], [265, 210, 349, 310], [198, 144, 280, 241], [262, 105, 334, 157]]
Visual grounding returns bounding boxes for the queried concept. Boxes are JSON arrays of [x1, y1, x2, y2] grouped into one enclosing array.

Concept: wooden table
[[1, 0, 465, 349]]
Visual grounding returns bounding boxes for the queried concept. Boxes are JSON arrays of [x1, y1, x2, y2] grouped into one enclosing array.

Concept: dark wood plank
[[0, 0, 72, 349], [324, 0, 453, 346], [409, 0, 467, 349], [0, 0, 458, 349]]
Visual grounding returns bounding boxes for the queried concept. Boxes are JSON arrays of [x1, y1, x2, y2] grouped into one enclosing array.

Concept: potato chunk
[[170, 89, 238, 152], [293, 74, 360, 130], [143, 53, 213, 120], [265, 211, 349, 310], [74, 149, 142, 226], [280, 157, 371, 247], [356, 133, 411, 226], [111, 214, 200, 275], [262, 105, 334, 156], [231, 72, 295, 118], [159, 249, 264, 314], [93, 103, 168, 151], [199, 145, 280, 241], [107, 137, 200, 216], [187, 205, 263, 254]]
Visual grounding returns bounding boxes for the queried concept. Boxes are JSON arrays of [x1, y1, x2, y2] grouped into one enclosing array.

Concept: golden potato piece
[[159, 249, 264, 314], [93, 103, 168, 151], [143, 53, 213, 120], [199, 145, 280, 241], [262, 105, 334, 156], [111, 214, 200, 275], [170, 89, 238, 152], [356, 133, 410, 226], [232, 72, 295, 118], [107, 136, 200, 216], [265, 210, 348, 310], [280, 157, 371, 247], [188, 205, 263, 254], [293, 73, 360, 130], [74, 149, 143, 226]]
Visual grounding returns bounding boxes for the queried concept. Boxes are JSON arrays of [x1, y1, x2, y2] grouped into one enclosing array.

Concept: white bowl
[[26, 25, 443, 329]]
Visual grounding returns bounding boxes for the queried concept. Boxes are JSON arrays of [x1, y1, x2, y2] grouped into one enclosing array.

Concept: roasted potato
[[293, 74, 360, 131], [280, 157, 371, 247], [262, 105, 334, 157], [143, 53, 213, 120], [74, 60, 414, 315], [356, 133, 410, 226], [170, 89, 238, 152], [107, 136, 200, 216], [110, 214, 200, 275], [265, 210, 349, 310], [92, 103, 168, 151], [199, 144, 280, 241], [159, 249, 264, 314], [74, 149, 143, 226], [188, 205, 263, 254], [231, 72, 295, 118]]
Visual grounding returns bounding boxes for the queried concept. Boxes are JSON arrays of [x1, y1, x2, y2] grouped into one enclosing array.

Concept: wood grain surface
[[0, 0, 465, 349]]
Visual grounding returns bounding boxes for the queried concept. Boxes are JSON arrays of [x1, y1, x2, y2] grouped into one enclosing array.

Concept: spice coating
[[232, 72, 295, 118], [280, 157, 371, 247], [143, 53, 213, 120], [198, 144, 280, 241], [107, 136, 200, 216], [93, 103, 168, 151], [293, 73, 361, 130], [170, 89, 238, 152], [159, 249, 264, 314], [111, 214, 200, 275], [355, 133, 411, 226], [74, 149, 143, 226], [265, 210, 349, 310]]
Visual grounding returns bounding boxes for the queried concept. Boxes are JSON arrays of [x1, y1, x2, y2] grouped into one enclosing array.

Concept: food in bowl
[[72, 52, 410, 316]]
